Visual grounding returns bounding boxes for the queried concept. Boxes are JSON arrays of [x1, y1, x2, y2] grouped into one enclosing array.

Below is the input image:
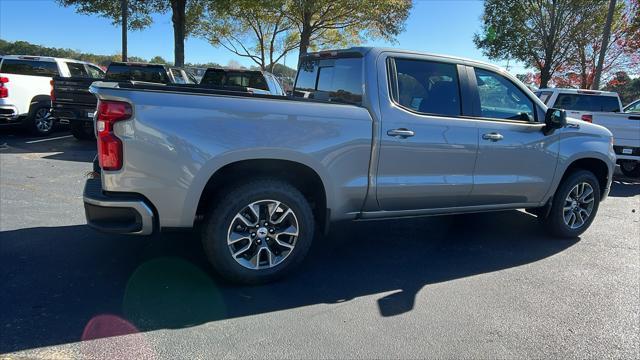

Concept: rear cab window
[[105, 64, 169, 83], [0, 58, 59, 77], [86, 65, 105, 79], [293, 57, 363, 105], [554, 93, 620, 112], [66, 62, 89, 77]]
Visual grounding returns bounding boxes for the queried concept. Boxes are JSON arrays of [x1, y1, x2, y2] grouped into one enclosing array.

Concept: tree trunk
[[540, 65, 552, 88], [171, 0, 186, 67], [297, 25, 312, 68], [121, 0, 128, 62], [592, 0, 616, 90]]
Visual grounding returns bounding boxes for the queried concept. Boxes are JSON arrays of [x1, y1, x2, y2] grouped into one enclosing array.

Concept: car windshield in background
[[555, 94, 620, 112], [0, 59, 59, 77], [105, 64, 169, 83], [293, 57, 363, 105]]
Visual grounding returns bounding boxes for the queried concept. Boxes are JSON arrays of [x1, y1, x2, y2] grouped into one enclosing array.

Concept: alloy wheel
[[227, 199, 299, 270], [562, 182, 595, 229], [35, 108, 53, 133]]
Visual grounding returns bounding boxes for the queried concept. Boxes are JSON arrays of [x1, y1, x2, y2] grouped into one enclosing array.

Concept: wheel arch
[[193, 158, 330, 233], [558, 157, 611, 199], [30, 95, 52, 109]]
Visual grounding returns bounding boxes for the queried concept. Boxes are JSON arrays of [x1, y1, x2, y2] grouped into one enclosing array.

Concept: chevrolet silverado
[[84, 47, 616, 284]]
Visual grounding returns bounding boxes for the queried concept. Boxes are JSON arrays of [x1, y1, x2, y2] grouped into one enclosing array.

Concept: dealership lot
[[1, 130, 639, 359]]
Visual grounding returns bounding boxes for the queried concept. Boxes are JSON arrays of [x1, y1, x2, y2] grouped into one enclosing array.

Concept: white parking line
[[25, 135, 74, 144]]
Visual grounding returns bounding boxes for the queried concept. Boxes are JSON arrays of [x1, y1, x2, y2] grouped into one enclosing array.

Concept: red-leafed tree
[[554, 0, 639, 89]]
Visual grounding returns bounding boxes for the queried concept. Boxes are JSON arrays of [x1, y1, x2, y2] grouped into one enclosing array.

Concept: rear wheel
[[544, 170, 600, 238], [71, 121, 95, 140], [25, 103, 54, 136], [201, 179, 315, 284], [620, 161, 640, 178]]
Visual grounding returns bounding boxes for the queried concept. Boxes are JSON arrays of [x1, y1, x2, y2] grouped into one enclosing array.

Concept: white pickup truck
[[0, 55, 103, 135], [536, 88, 640, 178]]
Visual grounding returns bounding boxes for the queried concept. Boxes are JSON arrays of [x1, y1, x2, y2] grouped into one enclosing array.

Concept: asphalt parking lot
[[1, 128, 639, 359]]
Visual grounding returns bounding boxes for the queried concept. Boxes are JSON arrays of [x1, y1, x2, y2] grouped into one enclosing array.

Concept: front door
[[467, 67, 559, 205], [376, 56, 479, 210]]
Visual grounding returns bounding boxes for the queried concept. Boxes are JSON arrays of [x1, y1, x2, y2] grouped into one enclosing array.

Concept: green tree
[[197, 0, 299, 71], [149, 55, 168, 64], [286, 0, 412, 65], [57, 0, 160, 61], [474, 0, 602, 88]]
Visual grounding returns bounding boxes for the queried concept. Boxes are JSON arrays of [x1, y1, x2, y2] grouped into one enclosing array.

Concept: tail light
[[96, 100, 132, 171], [0, 77, 9, 98], [50, 80, 55, 102], [581, 114, 593, 123]]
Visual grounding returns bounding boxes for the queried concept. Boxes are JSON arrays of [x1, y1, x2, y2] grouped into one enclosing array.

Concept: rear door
[[376, 55, 479, 210], [467, 67, 558, 205]]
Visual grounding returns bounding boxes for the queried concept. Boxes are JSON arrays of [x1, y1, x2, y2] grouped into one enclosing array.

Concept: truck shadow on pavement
[[1, 210, 579, 353]]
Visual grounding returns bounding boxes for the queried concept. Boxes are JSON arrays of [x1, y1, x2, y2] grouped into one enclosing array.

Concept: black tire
[[24, 102, 54, 136], [201, 178, 315, 284], [544, 170, 601, 238], [620, 161, 640, 178], [71, 121, 95, 140]]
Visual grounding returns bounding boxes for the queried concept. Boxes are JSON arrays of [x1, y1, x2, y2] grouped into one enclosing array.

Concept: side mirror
[[544, 108, 566, 134]]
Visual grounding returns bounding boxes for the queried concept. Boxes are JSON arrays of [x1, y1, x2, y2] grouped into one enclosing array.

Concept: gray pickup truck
[[84, 47, 616, 284]]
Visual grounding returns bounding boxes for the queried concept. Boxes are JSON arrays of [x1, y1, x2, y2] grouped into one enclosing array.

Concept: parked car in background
[[624, 99, 640, 113], [0, 55, 103, 135], [52, 62, 197, 140], [84, 47, 615, 284], [200, 68, 286, 96], [535, 88, 640, 178]]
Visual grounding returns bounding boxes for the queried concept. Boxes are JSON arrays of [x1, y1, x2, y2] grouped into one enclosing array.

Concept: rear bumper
[[83, 178, 155, 235], [52, 105, 95, 124], [0, 105, 20, 122]]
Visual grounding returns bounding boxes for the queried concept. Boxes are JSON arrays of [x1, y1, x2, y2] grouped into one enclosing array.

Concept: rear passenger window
[[294, 58, 363, 105], [390, 58, 461, 117], [67, 62, 88, 77], [0, 59, 59, 77]]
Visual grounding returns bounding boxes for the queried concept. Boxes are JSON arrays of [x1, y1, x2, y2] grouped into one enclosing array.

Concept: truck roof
[[537, 88, 619, 96], [0, 54, 96, 65], [304, 47, 508, 73]]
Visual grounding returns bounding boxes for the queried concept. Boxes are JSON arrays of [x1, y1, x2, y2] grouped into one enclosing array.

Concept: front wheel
[[201, 179, 315, 284], [544, 170, 601, 238], [620, 161, 640, 178]]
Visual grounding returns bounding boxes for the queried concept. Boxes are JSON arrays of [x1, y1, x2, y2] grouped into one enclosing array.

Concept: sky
[[0, 0, 529, 74]]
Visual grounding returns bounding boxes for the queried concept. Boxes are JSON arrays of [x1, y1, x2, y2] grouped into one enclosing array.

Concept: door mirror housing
[[544, 108, 566, 134]]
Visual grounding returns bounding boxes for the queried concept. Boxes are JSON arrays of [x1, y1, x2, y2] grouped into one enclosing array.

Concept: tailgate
[[592, 113, 640, 142], [53, 76, 99, 107]]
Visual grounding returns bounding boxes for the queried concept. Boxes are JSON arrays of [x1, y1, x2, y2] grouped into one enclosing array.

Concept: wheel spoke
[[232, 242, 252, 258], [275, 224, 298, 237], [234, 213, 255, 227], [272, 208, 293, 224], [579, 186, 593, 203], [267, 201, 281, 221], [228, 231, 250, 245]]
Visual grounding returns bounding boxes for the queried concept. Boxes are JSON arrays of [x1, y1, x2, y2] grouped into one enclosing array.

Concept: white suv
[[0, 55, 104, 135]]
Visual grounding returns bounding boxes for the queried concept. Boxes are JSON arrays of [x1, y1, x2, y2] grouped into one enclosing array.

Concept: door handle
[[387, 128, 415, 138], [482, 132, 504, 141]]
